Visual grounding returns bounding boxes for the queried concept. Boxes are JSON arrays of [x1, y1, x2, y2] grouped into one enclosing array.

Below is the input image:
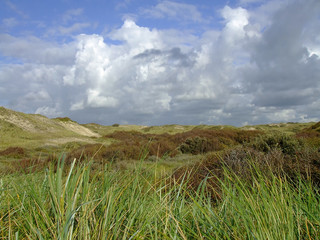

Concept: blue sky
[[0, 0, 320, 126], [1, 0, 237, 41]]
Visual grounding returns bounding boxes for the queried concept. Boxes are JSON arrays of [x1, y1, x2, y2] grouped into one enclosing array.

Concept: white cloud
[[116, 0, 132, 10], [0, 34, 77, 65], [58, 22, 91, 35], [142, 1, 206, 23], [221, 6, 250, 46], [87, 89, 118, 108], [109, 19, 164, 52], [35, 106, 62, 117], [43, 8, 93, 37], [62, 8, 84, 24], [1, 17, 19, 28], [24, 90, 51, 102], [239, 0, 264, 5], [255, 107, 297, 123], [5, 1, 28, 19], [70, 101, 84, 111]]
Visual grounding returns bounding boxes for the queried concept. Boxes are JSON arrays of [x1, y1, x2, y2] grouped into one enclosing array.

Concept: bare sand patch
[[56, 121, 100, 137], [0, 113, 37, 132]]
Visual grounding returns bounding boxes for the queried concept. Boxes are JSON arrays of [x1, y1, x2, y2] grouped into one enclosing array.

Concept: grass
[[0, 154, 319, 239]]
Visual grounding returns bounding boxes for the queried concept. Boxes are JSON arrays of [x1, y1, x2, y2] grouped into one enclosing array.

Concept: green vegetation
[[0, 107, 320, 238], [53, 117, 77, 123], [250, 133, 302, 155], [0, 155, 319, 239]]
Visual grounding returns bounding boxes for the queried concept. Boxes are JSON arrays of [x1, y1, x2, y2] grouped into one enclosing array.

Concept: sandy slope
[[0, 106, 100, 138], [55, 121, 100, 137]]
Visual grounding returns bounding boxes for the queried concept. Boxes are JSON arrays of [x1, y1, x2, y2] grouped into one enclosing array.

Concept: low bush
[[8, 157, 52, 173], [179, 136, 223, 154], [103, 129, 262, 160], [0, 146, 26, 158], [66, 144, 108, 163], [54, 117, 76, 123], [251, 134, 301, 155], [172, 145, 320, 197], [102, 142, 143, 161]]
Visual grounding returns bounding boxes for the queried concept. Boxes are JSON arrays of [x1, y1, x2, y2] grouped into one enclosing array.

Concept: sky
[[0, 0, 319, 126]]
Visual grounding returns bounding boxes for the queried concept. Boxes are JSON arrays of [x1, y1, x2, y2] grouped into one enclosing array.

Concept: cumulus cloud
[[0, 0, 319, 125]]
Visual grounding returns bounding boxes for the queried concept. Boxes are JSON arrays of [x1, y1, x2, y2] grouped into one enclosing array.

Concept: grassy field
[[1, 155, 319, 239], [0, 107, 320, 239]]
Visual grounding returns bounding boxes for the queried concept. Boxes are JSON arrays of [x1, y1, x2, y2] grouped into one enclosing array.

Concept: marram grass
[[0, 156, 319, 239]]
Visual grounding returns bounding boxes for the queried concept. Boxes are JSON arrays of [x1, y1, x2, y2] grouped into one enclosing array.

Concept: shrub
[[102, 142, 142, 161], [0, 147, 26, 158], [105, 131, 178, 159], [149, 139, 178, 157], [112, 123, 120, 127], [172, 144, 320, 198], [54, 117, 76, 123], [251, 134, 300, 155], [103, 129, 262, 160], [9, 157, 53, 173], [67, 144, 108, 163], [179, 137, 223, 155]]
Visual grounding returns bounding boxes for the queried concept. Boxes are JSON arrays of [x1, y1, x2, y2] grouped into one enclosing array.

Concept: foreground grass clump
[[0, 156, 319, 239]]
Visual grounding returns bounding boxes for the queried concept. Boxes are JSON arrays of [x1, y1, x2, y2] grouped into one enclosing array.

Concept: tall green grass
[[0, 156, 319, 239]]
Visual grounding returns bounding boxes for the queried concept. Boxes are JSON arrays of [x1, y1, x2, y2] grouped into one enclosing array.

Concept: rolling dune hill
[[0, 106, 318, 172]]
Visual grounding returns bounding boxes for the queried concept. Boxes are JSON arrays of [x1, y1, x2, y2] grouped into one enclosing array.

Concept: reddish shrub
[[171, 145, 320, 198], [171, 154, 224, 201], [66, 144, 108, 163], [102, 142, 143, 161], [0, 147, 26, 158], [9, 158, 50, 173], [103, 129, 262, 160]]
